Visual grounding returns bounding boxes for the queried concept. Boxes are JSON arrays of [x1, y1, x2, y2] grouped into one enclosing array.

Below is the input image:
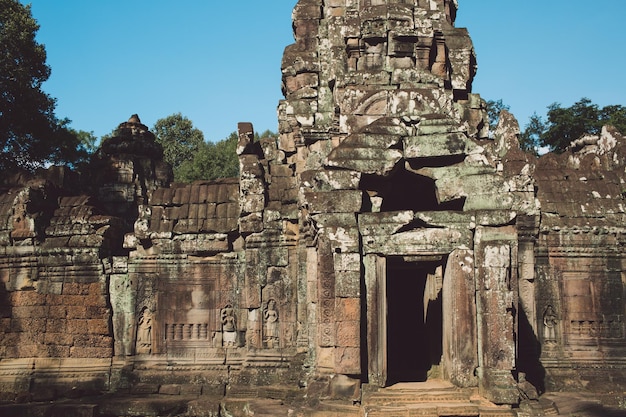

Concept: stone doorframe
[[363, 249, 479, 388]]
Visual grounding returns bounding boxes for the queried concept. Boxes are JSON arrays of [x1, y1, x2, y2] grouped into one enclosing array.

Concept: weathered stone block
[[317, 347, 335, 370], [333, 253, 361, 272], [8, 291, 46, 306], [362, 227, 472, 255], [403, 132, 470, 158], [293, 2, 323, 20], [239, 213, 263, 234], [66, 306, 88, 319], [301, 170, 362, 191], [87, 319, 110, 335], [240, 194, 265, 214], [336, 298, 360, 322], [329, 374, 360, 401], [11, 306, 48, 319], [69, 346, 113, 358], [268, 178, 297, 202], [336, 321, 360, 347], [305, 191, 364, 214], [131, 383, 160, 395], [334, 347, 360, 374], [159, 384, 182, 395], [335, 271, 361, 298], [44, 332, 73, 346]]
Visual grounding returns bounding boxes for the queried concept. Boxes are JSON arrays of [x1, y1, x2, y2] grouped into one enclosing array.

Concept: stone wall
[[0, 179, 121, 400], [0, 0, 625, 410], [531, 126, 626, 391]]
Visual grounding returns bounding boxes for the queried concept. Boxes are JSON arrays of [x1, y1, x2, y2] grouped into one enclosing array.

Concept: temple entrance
[[386, 257, 443, 384], [365, 251, 476, 388]]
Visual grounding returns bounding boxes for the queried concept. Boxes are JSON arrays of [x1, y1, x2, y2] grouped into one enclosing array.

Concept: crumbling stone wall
[[0, 178, 122, 400], [276, 0, 535, 404], [0, 0, 625, 410], [532, 126, 626, 391]]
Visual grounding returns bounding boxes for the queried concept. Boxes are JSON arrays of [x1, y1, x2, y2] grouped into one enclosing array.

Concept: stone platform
[[2, 382, 625, 416], [359, 380, 514, 417]]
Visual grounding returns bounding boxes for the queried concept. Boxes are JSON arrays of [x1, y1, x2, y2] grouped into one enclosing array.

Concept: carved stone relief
[[136, 307, 153, 354], [220, 304, 239, 347], [263, 299, 280, 348], [542, 305, 558, 346]]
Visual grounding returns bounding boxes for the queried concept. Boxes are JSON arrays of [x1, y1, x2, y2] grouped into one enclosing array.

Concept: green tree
[[152, 113, 205, 181], [68, 128, 98, 170], [173, 129, 277, 183], [518, 113, 545, 155], [176, 132, 239, 182], [539, 98, 626, 153], [0, 0, 86, 172], [485, 99, 510, 132]]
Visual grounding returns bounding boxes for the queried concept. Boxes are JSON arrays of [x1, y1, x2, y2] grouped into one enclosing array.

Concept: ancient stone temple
[[1, 0, 625, 416]]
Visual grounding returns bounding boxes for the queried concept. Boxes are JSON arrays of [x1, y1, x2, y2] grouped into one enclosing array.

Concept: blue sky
[[25, 0, 626, 142]]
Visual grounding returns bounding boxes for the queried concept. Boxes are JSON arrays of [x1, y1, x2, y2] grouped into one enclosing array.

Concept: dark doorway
[[386, 258, 443, 384]]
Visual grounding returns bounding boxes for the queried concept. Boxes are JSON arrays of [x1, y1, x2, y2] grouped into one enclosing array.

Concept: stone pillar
[[442, 249, 478, 387], [518, 240, 537, 335], [474, 226, 519, 405], [364, 253, 386, 387], [108, 256, 136, 357]]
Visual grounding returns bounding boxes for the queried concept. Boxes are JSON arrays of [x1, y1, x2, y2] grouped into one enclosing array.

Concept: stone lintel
[[361, 227, 472, 255]]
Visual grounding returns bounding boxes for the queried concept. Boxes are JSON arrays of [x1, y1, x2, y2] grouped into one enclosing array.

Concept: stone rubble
[[0, 1, 625, 416]]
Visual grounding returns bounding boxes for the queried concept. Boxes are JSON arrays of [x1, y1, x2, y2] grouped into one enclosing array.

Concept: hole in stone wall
[[361, 165, 465, 212], [406, 155, 466, 170]]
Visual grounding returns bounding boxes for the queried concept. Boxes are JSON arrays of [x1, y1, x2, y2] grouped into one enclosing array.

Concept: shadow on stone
[[517, 306, 545, 394]]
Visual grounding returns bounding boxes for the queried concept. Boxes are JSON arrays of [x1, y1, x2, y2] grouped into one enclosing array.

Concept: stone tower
[[269, 0, 535, 403], [1, 1, 626, 414]]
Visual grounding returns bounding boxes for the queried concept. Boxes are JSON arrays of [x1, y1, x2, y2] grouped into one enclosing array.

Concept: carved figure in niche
[[263, 299, 279, 348], [609, 319, 623, 338], [542, 305, 558, 345], [136, 307, 153, 354], [221, 304, 238, 347]]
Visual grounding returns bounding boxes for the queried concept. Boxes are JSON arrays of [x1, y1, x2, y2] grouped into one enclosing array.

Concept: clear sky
[[24, 0, 626, 143]]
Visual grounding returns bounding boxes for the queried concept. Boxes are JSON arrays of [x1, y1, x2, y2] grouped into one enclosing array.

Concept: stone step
[[363, 404, 516, 417], [221, 398, 295, 417], [363, 403, 480, 417], [363, 389, 473, 405], [360, 381, 517, 417], [310, 400, 362, 417], [0, 403, 98, 417], [98, 395, 195, 417]]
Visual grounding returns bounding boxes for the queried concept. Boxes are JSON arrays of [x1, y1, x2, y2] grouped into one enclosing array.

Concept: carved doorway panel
[[365, 254, 387, 386], [365, 255, 446, 387]]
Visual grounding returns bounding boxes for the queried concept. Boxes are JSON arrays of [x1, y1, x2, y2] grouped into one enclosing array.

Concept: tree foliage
[[485, 99, 510, 132], [152, 112, 277, 183], [487, 97, 626, 154], [173, 128, 276, 183], [0, 0, 87, 172], [539, 98, 626, 152], [152, 113, 205, 181], [176, 132, 239, 183], [518, 113, 545, 155]]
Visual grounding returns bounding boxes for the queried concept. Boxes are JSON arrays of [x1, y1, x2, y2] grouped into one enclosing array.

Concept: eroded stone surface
[[0, 1, 625, 415]]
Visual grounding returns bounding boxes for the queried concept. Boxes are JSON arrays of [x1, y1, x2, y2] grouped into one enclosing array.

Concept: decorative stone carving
[[263, 299, 280, 348], [1, 0, 626, 411], [136, 307, 153, 354], [220, 304, 239, 347], [542, 305, 558, 346]]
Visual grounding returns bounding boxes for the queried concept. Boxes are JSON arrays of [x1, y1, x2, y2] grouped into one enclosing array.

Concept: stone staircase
[[360, 380, 517, 417]]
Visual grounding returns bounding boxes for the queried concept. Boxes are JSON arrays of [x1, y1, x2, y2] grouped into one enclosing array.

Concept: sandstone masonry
[[1, 1, 625, 415]]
